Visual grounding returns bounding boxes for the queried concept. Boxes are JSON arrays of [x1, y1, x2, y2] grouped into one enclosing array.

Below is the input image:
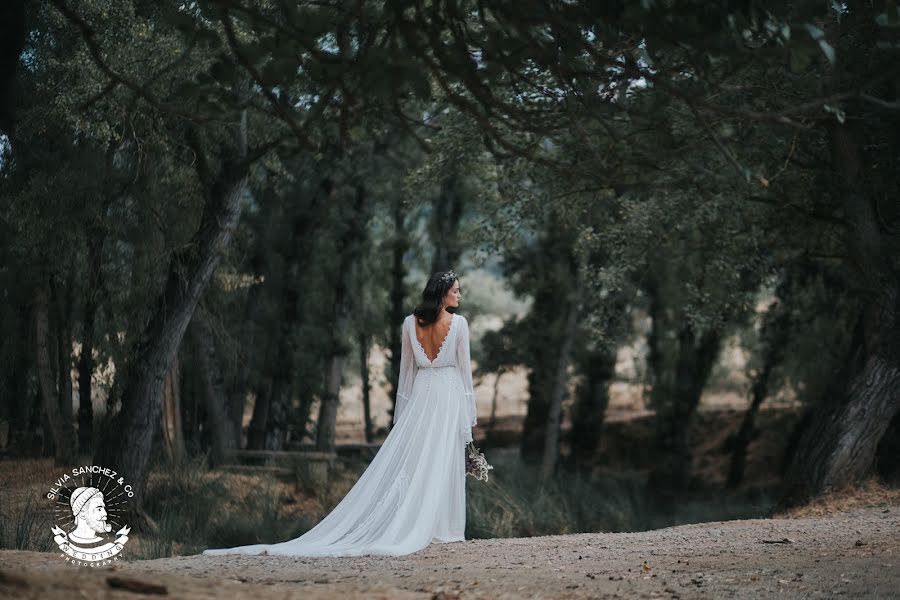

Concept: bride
[[203, 270, 477, 557]]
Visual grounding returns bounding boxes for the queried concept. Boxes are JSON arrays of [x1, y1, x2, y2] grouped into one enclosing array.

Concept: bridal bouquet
[[465, 441, 494, 481]]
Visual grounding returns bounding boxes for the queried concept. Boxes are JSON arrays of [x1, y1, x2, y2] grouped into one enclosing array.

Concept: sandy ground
[[1, 504, 896, 599]]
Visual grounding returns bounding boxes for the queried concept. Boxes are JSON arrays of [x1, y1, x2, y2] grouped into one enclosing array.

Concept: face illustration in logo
[[68, 487, 112, 543], [49, 466, 133, 565]]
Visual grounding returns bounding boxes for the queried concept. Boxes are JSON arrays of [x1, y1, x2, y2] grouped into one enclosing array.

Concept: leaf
[[823, 103, 846, 124], [818, 39, 836, 64], [803, 22, 836, 64], [802, 22, 825, 41]]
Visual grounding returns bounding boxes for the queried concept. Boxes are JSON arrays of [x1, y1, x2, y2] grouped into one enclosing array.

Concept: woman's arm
[[456, 315, 477, 444], [394, 316, 418, 426]]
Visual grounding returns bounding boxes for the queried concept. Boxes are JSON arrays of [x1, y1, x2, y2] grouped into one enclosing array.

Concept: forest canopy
[[1, 0, 898, 533]]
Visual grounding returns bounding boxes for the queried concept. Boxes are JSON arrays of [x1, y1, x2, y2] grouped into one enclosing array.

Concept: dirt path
[[2, 504, 897, 599]]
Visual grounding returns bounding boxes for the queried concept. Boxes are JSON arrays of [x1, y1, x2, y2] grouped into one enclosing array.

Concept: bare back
[[413, 313, 454, 363]]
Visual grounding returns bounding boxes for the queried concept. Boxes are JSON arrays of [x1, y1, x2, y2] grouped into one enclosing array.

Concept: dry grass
[[772, 477, 900, 519]]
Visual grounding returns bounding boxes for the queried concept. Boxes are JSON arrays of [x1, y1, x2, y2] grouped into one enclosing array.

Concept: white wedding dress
[[203, 312, 477, 557]]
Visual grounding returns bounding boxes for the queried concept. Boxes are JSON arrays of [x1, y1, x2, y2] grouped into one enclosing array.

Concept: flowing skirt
[[203, 365, 467, 557]]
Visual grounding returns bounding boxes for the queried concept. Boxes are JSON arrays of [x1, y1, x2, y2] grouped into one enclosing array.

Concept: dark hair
[[413, 270, 460, 326]]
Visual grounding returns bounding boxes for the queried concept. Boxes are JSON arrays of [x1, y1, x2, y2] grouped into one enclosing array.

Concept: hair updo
[[413, 270, 459, 326]]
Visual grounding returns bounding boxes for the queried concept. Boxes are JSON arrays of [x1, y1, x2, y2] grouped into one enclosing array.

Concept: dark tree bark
[[227, 182, 278, 451], [541, 267, 583, 480], [33, 285, 76, 465], [519, 310, 559, 462], [645, 269, 722, 501], [247, 315, 294, 451], [247, 378, 272, 451], [387, 196, 410, 426], [160, 355, 184, 463], [264, 376, 289, 450], [726, 275, 792, 489], [246, 315, 294, 452], [564, 348, 615, 473], [190, 307, 236, 466], [296, 384, 317, 442], [775, 9, 900, 509], [317, 184, 369, 452], [875, 410, 900, 483], [92, 113, 249, 520], [488, 369, 503, 433], [519, 221, 577, 463], [77, 233, 105, 454], [246, 185, 322, 451], [778, 278, 900, 507], [776, 101, 900, 508], [51, 267, 76, 458], [429, 171, 465, 274], [2, 301, 33, 453], [359, 331, 374, 443]]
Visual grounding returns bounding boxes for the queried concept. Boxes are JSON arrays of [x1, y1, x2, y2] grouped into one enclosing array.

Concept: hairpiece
[[440, 270, 458, 284]]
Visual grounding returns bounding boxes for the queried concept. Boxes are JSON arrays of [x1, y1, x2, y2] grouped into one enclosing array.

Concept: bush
[[0, 491, 54, 552], [133, 455, 315, 559], [465, 448, 774, 539]]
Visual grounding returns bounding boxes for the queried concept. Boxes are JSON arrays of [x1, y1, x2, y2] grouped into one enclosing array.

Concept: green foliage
[[3, 0, 897, 521], [465, 449, 774, 538], [136, 455, 315, 558], [0, 491, 54, 552]]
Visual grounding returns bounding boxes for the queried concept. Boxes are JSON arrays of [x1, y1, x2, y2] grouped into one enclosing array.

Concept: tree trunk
[[519, 217, 579, 463], [3, 302, 33, 453], [776, 113, 900, 508], [646, 321, 722, 500], [247, 180, 326, 450], [191, 307, 236, 466], [317, 184, 369, 452], [778, 281, 900, 507], [540, 276, 581, 481], [429, 171, 465, 273], [77, 233, 104, 454], [33, 285, 76, 465], [564, 348, 615, 472], [93, 112, 249, 519], [489, 370, 502, 432], [875, 409, 900, 483], [51, 268, 75, 457], [227, 182, 277, 451], [387, 196, 409, 426], [727, 279, 791, 489], [359, 331, 373, 443], [317, 354, 345, 451], [247, 379, 272, 451], [265, 377, 290, 450], [160, 354, 184, 463]]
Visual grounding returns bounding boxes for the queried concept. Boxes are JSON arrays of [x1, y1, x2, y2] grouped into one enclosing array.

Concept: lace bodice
[[394, 313, 477, 442]]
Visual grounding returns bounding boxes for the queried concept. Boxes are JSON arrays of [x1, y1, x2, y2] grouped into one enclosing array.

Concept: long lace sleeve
[[393, 317, 417, 426], [456, 315, 477, 444]]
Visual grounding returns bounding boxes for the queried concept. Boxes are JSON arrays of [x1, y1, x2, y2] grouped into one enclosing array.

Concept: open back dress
[[202, 311, 477, 557]]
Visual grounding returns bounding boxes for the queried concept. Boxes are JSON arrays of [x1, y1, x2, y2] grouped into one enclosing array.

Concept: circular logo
[[47, 465, 133, 566]]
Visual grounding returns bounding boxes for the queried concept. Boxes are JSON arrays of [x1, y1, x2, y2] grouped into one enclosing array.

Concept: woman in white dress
[[203, 270, 477, 557]]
